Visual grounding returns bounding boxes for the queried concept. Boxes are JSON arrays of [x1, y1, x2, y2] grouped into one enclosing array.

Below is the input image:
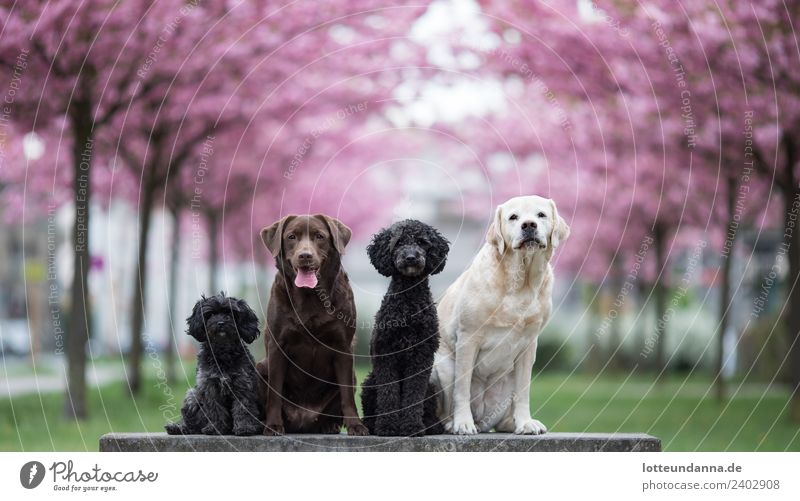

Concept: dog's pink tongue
[[294, 269, 318, 288]]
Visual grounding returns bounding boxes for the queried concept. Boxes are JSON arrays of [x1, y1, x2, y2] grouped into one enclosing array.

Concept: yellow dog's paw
[[514, 418, 547, 435], [453, 418, 478, 435]]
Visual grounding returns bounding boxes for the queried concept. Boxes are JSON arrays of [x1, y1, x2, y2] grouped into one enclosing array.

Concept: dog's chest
[[197, 367, 249, 397], [484, 292, 542, 329], [284, 310, 349, 339], [470, 293, 545, 380], [280, 316, 345, 362], [473, 324, 535, 379]]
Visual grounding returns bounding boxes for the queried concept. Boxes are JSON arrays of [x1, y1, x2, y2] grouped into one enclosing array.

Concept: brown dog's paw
[[347, 422, 369, 436], [318, 421, 342, 434], [263, 424, 285, 436]]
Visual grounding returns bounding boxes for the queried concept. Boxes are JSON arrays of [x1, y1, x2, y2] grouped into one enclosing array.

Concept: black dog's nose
[[404, 254, 418, 264], [217, 321, 225, 326], [521, 221, 537, 230], [298, 251, 312, 260]]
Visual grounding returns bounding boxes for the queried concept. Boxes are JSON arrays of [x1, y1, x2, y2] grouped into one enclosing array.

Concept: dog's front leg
[[399, 368, 430, 436], [231, 376, 263, 436], [452, 334, 480, 434], [232, 398, 262, 436], [198, 382, 233, 435], [333, 350, 368, 436], [511, 338, 546, 435], [373, 359, 401, 435], [264, 344, 287, 435]]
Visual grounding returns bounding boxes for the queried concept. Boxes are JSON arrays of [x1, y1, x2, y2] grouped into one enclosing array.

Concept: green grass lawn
[[1, 367, 798, 451]]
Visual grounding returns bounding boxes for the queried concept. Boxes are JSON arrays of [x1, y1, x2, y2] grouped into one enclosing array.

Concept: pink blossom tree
[[473, 0, 799, 410], [114, 0, 432, 392], [0, 0, 209, 418], [0, 0, 431, 414]]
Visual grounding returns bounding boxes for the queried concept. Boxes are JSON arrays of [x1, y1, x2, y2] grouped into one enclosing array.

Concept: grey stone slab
[[99, 432, 661, 452]]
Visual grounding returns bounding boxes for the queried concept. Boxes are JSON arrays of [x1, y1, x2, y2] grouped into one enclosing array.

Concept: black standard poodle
[[165, 293, 263, 436], [360, 219, 449, 436]]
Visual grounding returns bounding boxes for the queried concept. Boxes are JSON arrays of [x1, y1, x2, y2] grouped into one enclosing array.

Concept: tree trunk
[[637, 280, 650, 375], [165, 205, 181, 384], [127, 181, 156, 395], [607, 254, 623, 370], [784, 139, 800, 421], [717, 176, 737, 402], [64, 115, 93, 420], [207, 213, 219, 295], [653, 223, 668, 380]]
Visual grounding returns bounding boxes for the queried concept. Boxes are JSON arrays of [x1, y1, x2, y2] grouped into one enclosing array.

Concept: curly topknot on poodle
[[165, 293, 263, 436], [360, 219, 449, 436]]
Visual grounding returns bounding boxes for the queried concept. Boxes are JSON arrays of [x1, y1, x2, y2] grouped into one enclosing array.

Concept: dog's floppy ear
[[367, 224, 398, 277], [549, 199, 570, 249], [315, 214, 352, 255], [486, 205, 506, 256], [235, 298, 260, 344], [260, 215, 295, 257], [186, 296, 208, 343], [425, 225, 450, 275]]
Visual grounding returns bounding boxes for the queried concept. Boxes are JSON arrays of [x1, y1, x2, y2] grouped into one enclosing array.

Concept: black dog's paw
[[395, 419, 425, 437], [263, 423, 285, 436], [405, 426, 426, 438], [374, 416, 401, 436], [400, 410, 427, 437], [362, 418, 376, 436], [424, 420, 445, 436], [374, 414, 424, 437], [201, 424, 223, 436], [164, 422, 185, 435], [233, 422, 263, 436]]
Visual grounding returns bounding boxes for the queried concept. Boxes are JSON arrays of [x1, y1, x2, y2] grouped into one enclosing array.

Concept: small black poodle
[[165, 293, 263, 436], [360, 219, 449, 436]]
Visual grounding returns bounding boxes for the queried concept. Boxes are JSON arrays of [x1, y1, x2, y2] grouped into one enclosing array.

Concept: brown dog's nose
[[298, 251, 313, 260], [521, 221, 537, 230]]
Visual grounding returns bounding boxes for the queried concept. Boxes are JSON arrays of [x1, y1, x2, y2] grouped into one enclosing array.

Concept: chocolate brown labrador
[[257, 214, 368, 435]]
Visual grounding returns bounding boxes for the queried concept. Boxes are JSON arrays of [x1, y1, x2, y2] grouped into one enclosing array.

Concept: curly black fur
[[165, 293, 263, 436], [361, 220, 448, 436]]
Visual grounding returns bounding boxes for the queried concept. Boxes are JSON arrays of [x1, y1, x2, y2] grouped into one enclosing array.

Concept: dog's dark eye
[[315, 233, 325, 240], [509, 214, 518, 221], [537, 212, 546, 218], [287, 234, 296, 240]]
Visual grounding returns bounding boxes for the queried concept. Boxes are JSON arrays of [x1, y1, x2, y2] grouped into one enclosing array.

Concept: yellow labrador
[[430, 195, 569, 434]]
